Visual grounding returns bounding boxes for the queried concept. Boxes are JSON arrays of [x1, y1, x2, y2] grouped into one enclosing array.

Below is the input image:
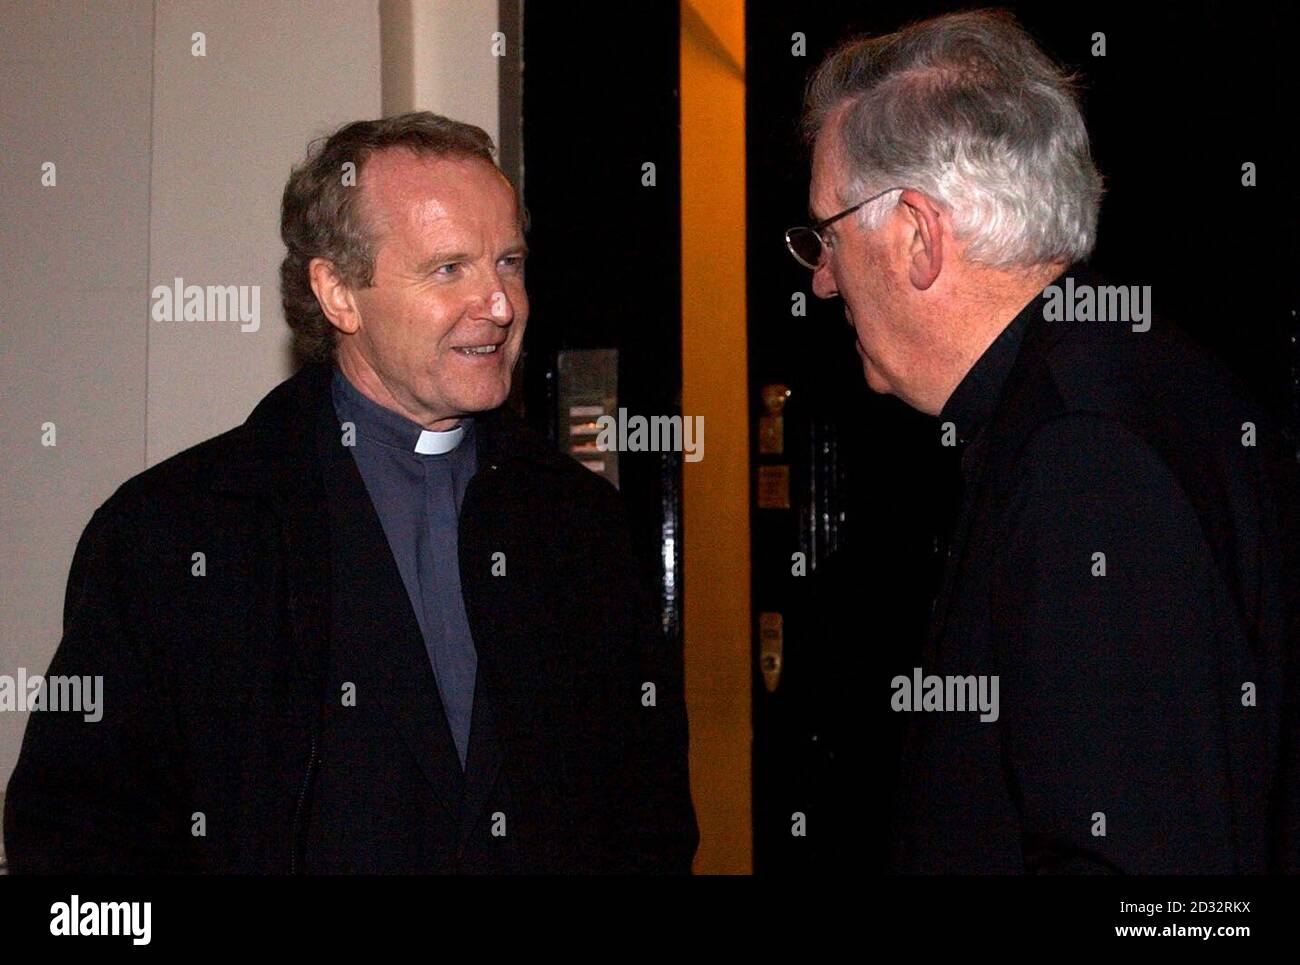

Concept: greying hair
[[279, 111, 509, 362], [802, 9, 1103, 268]]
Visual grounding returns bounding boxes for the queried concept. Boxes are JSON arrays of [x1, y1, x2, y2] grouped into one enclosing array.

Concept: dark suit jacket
[[891, 266, 1300, 873], [4, 362, 698, 873]]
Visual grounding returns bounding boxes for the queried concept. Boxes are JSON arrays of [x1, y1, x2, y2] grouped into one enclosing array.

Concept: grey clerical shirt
[[331, 365, 478, 768]]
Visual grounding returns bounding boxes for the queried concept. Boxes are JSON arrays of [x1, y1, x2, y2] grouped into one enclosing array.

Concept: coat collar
[[209, 361, 569, 499], [926, 264, 1083, 645], [330, 364, 470, 455], [937, 263, 1089, 447], [938, 290, 1035, 446]]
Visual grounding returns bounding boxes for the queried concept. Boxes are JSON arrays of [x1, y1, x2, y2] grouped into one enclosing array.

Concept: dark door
[[520, 2, 685, 643]]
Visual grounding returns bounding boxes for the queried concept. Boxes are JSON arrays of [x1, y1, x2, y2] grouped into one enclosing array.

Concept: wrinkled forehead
[[809, 106, 852, 215], [361, 149, 518, 243]]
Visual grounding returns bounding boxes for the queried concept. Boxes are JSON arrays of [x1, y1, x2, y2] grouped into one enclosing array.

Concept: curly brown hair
[[279, 112, 510, 362]]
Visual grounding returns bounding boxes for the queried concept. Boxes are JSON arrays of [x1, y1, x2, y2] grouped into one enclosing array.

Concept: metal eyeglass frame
[[784, 186, 908, 270]]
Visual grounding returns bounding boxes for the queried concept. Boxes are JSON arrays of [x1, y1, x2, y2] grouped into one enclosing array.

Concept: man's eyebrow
[[413, 243, 529, 275], [413, 250, 473, 274], [810, 201, 838, 226]]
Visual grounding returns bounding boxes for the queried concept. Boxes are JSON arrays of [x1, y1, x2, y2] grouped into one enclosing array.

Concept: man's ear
[[899, 189, 944, 291], [308, 257, 362, 335]]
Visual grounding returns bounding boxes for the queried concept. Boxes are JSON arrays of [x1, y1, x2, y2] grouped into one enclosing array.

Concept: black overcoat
[[4, 362, 698, 874], [891, 268, 1300, 873]]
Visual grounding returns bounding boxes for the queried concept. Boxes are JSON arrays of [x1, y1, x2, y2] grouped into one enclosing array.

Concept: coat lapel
[[214, 365, 573, 842], [925, 283, 1074, 649], [454, 409, 576, 856], [454, 411, 546, 847], [318, 408, 466, 818], [211, 363, 336, 701], [458, 660, 504, 843]]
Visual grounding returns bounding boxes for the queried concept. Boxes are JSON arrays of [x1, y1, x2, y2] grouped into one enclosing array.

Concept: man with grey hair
[[791, 10, 1298, 872]]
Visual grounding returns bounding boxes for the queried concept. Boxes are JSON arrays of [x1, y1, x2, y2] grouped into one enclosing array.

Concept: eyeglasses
[[784, 186, 907, 270]]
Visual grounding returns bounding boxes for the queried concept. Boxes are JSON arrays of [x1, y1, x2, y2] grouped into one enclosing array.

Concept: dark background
[[516, 0, 1299, 873], [745, 0, 1300, 873]]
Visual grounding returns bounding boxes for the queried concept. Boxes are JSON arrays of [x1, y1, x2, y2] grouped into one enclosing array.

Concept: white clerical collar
[[414, 423, 466, 455]]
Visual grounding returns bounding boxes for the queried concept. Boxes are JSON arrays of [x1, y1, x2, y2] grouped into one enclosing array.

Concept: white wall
[[0, 0, 157, 827], [381, 0, 501, 146], [0, 0, 382, 808], [146, 1, 382, 462]]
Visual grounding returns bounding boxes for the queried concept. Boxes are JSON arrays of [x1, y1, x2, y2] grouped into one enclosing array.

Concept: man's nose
[[473, 277, 515, 326], [811, 261, 837, 299]]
